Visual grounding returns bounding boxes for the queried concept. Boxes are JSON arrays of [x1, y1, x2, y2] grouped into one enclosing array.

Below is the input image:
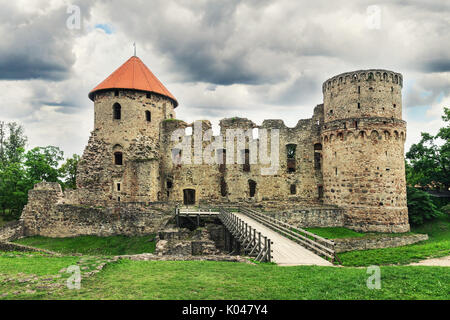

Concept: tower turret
[[321, 70, 409, 232]]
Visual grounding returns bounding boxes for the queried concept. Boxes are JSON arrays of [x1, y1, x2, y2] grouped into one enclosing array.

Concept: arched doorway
[[183, 189, 196, 205]]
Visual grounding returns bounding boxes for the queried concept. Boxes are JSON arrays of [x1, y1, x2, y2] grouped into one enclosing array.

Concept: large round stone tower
[[321, 70, 409, 232], [77, 55, 178, 204]]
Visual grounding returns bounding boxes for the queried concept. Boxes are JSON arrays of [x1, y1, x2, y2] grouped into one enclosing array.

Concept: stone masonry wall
[[0, 221, 24, 242], [334, 234, 428, 253], [263, 206, 344, 228], [20, 182, 172, 238], [160, 104, 324, 206]]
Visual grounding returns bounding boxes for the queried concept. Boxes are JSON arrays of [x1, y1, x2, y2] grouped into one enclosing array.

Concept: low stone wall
[[0, 241, 58, 254], [18, 182, 172, 238], [22, 203, 172, 238], [119, 253, 252, 263], [334, 234, 429, 253], [155, 226, 222, 256], [0, 221, 24, 242], [263, 207, 345, 228]]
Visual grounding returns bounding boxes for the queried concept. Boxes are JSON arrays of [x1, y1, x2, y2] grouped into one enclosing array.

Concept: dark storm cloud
[[93, 0, 449, 108], [420, 59, 450, 73], [0, 54, 70, 80], [0, 2, 92, 81]]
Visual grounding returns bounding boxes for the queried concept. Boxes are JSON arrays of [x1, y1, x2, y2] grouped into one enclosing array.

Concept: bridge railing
[[239, 206, 339, 263], [219, 208, 272, 263]]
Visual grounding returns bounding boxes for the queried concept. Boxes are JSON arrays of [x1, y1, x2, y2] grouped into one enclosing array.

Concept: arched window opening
[[290, 184, 296, 195], [218, 149, 226, 173], [242, 149, 250, 172], [145, 110, 151, 122], [220, 177, 227, 197], [117, 183, 121, 191], [314, 143, 322, 170], [167, 180, 173, 189], [172, 148, 182, 166], [114, 152, 123, 165], [318, 185, 324, 199], [286, 144, 297, 173], [113, 103, 121, 120], [248, 180, 256, 198], [314, 152, 321, 170]]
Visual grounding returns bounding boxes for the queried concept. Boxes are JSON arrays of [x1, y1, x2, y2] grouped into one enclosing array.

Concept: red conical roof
[[89, 56, 178, 107]]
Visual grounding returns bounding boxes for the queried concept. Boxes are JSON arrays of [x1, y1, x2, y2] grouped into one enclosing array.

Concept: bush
[[407, 186, 443, 225], [441, 203, 450, 216]]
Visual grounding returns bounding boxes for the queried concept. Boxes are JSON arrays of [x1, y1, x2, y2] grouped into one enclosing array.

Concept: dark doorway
[[318, 185, 324, 199], [220, 177, 227, 197], [248, 180, 256, 198], [183, 189, 196, 205]]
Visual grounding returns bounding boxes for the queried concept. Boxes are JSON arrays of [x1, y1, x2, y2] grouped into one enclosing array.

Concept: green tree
[[59, 154, 80, 190], [4, 122, 27, 164], [0, 147, 27, 217], [406, 107, 450, 190], [406, 186, 443, 225], [24, 146, 64, 187], [0, 121, 6, 164]]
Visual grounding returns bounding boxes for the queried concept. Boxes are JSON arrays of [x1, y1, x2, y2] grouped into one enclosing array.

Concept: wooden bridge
[[176, 206, 336, 266]]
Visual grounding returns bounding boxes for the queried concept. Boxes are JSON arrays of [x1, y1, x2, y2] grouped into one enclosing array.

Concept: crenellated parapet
[[322, 69, 403, 93]]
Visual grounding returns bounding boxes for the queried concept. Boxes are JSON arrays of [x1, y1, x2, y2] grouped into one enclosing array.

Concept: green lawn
[[13, 235, 156, 255], [0, 252, 80, 276], [1, 217, 449, 300], [305, 227, 366, 239], [47, 260, 450, 300], [337, 216, 450, 266]]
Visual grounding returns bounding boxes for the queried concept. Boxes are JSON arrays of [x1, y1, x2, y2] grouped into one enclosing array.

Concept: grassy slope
[[52, 260, 449, 300], [14, 235, 156, 255], [305, 227, 366, 239], [0, 252, 79, 276], [338, 216, 450, 266]]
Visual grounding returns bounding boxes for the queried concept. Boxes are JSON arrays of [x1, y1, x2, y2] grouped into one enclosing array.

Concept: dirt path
[[234, 212, 333, 266], [408, 255, 450, 267]]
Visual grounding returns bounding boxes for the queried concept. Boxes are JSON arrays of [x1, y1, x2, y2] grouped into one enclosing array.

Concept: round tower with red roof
[[76, 56, 178, 203]]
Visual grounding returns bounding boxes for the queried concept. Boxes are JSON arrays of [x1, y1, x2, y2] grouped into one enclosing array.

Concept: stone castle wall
[[159, 104, 325, 206]]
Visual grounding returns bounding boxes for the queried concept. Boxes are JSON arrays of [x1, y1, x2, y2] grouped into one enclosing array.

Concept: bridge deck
[[234, 212, 333, 266]]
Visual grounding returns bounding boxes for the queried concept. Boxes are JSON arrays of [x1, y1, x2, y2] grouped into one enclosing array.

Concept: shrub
[[441, 203, 450, 216], [407, 186, 443, 225]]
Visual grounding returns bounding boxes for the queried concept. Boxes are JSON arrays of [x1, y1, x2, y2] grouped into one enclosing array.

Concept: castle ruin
[[16, 56, 410, 238]]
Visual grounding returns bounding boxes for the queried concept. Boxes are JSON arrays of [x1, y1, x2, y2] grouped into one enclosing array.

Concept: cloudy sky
[[0, 0, 449, 158]]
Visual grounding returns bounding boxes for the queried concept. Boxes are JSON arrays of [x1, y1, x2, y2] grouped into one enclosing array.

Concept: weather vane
[[133, 42, 136, 56]]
